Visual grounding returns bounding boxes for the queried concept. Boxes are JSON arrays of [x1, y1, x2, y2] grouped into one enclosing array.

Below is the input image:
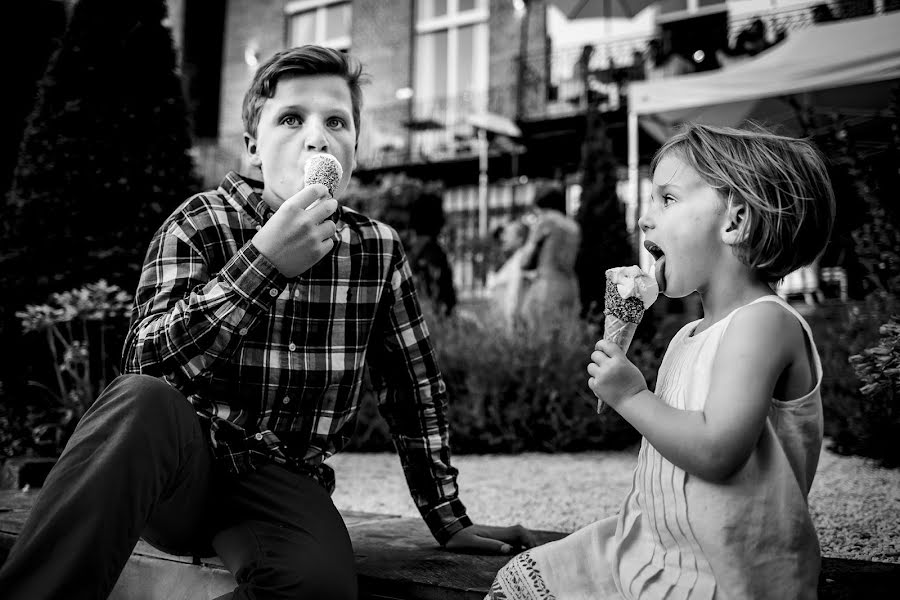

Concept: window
[[412, 0, 489, 158], [286, 0, 352, 51]]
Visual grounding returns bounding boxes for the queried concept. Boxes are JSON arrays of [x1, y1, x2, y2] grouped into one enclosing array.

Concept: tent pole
[[627, 110, 639, 234], [478, 128, 489, 238]]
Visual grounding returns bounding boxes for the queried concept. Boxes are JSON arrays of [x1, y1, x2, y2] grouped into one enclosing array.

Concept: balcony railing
[[358, 0, 896, 170], [359, 87, 518, 170]]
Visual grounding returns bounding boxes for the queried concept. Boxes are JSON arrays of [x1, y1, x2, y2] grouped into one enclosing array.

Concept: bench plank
[[3, 488, 900, 599], [348, 517, 564, 600]]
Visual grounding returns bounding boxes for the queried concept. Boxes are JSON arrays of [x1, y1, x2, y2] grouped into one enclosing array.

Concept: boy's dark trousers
[[0, 374, 357, 600]]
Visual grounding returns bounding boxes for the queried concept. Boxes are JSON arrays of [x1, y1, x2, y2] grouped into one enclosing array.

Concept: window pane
[[325, 2, 352, 40], [415, 30, 448, 102], [458, 0, 476, 11], [457, 25, 475, 96], [290, 11, 316, 46], [418, 0, 447, 20]]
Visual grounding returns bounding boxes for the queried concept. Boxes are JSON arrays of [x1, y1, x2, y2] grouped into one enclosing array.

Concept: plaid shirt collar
[[220, 171, 344, 226]]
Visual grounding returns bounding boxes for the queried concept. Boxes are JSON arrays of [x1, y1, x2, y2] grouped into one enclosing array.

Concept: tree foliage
[[0, 0, 199, 401], [2, 0, 199, 309], [574, 110, 634, 323]]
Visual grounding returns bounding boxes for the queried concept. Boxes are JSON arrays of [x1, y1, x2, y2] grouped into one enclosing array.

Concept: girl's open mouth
[[644, 241, 667, 292]]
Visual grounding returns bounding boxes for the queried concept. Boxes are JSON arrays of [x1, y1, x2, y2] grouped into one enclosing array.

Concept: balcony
[[357, 0, 897, 171]]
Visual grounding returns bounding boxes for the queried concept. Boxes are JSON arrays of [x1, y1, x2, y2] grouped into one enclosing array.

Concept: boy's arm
[[368, 247, 472, 545], [591, 302, 798, 481], [122, 215, 287, 392]]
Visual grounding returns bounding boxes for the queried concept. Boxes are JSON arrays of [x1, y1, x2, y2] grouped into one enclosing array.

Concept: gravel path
[[329, 446, 900, 564]]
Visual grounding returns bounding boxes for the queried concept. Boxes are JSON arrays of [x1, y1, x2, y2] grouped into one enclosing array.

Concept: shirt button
[[255, 225, 261, 231], [282, 396, 290, 405], [239, 328, 248, 336], [288, 342, 297, 351], [254, 433, 263, 441], [269, 288, 278, 297]]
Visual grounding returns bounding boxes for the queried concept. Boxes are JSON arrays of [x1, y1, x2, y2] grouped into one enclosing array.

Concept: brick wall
[[219, 0, 286, 149], [352, 0, 413, 168], [207, 1, 548, 174], [488, 0, 548, 119]]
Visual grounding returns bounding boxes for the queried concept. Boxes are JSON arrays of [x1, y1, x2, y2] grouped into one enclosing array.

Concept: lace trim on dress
[[486, 551, 557, 600]]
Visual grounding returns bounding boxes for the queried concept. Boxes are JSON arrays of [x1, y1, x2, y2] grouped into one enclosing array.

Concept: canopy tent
[[625, 11, 900, 208]]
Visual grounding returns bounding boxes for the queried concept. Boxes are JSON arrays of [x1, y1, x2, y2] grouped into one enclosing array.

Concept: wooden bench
[[1, 488, 898, 599]]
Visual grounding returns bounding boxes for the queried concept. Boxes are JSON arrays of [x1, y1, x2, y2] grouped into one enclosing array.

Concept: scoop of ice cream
[[606, 266, 659, 309], [303, 153, 343, 198]]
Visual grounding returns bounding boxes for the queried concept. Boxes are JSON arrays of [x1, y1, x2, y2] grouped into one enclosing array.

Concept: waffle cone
[[596, 315, 639, 413], [603, 314, 638, 351]]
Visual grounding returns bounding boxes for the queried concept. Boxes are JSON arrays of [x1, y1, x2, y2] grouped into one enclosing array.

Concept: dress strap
[[747, 295, 822, 386]]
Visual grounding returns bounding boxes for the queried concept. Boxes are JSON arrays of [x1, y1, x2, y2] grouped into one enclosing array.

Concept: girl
[[488, 122, 835, 599]]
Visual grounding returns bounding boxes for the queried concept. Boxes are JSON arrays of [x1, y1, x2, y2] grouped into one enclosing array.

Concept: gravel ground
[[329, 445, 900, 564]]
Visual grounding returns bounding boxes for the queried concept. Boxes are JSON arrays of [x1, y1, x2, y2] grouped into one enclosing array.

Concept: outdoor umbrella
[[548, 0, 656, 20]]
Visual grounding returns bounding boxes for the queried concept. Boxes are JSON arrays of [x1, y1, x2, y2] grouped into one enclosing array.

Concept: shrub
[[0, 0, 199, 392], [575, 110, 636, 324], [806, 294, 900, 468], [1, 280, 133, 459], [845, 303, 900, 468], [347, 299, 656, 453]]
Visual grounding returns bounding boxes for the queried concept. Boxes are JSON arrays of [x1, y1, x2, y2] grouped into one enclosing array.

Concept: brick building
[[166, 0, 566, 188]]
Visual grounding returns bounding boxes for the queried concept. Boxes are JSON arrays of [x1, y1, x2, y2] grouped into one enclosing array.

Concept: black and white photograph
[[1, 0, 898, 598]]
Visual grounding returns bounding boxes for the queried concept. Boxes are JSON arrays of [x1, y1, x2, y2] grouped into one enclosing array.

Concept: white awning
[[628, 12, 900, 120]]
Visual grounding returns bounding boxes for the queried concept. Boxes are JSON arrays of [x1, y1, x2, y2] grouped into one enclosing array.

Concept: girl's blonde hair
[[650, 122, 836, 283]]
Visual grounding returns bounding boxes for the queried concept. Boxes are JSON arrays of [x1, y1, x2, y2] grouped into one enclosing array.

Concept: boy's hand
[[444, 523, 538, 555], [587, 340, 647, 408], [252, 184, 339, 278]]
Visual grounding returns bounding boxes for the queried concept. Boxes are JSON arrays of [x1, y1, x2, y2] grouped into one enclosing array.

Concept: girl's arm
[[589, 302, 801, 481]]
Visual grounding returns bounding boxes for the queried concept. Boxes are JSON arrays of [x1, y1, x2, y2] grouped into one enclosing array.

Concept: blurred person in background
[[0, 45, 536, 600], [408, 190, 457, 317], [486, 219, 533, 330], [519, 184, 581, 329]]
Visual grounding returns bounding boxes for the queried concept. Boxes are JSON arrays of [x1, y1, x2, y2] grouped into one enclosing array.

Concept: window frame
[[285, 0, 352, 51], [413, 0, 489, 105]]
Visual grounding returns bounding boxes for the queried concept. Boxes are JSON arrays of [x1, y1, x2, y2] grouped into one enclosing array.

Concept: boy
[[0, 45, 535, 600]]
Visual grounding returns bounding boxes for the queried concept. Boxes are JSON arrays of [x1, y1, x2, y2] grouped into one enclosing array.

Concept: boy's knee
[[89, 374, 193, 430]]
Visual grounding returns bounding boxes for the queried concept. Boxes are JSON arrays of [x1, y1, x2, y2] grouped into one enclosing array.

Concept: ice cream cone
[[596, 267, 657, 413], [604, 313, 638, 351]]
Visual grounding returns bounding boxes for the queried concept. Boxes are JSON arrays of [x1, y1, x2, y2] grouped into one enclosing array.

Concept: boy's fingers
[[290, 183, 329, 210], [310, 197, 339, 223], [319, 220, 338, 243]]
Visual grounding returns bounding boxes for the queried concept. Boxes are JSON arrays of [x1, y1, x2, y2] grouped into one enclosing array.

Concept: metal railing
[[355, 0, 897, 170]]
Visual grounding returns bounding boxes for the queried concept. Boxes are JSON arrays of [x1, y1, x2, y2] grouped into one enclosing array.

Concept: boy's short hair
[[242, 45, 367, 141], [651, 122, 835, 283]]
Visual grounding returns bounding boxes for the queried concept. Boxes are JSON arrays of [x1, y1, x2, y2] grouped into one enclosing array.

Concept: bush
[[806, 294, 900, 468], [0, 0, 199, 389], [346, 299, 669, 453], [575, 113, 635, 323], [846, 302, 900, 468], [0, 281, 133, 459]]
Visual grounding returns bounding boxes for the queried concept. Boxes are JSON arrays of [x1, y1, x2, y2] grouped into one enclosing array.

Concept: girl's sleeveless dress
[[488, 295, 824, 599]]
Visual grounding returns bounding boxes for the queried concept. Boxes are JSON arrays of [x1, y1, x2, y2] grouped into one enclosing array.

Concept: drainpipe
[[407, 0, 416, 162], [516, 0, 530, 119]]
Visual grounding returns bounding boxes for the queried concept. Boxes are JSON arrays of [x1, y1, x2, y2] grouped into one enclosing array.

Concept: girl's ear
[[243, 132, 262, 168], [721, 201, 749, 246]]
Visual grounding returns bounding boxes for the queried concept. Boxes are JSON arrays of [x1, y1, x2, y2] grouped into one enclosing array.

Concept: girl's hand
[[587, 340, 648, 408]]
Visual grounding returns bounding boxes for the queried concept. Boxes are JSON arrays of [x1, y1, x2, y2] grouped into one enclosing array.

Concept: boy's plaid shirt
[[122, 172, 471, 544]]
